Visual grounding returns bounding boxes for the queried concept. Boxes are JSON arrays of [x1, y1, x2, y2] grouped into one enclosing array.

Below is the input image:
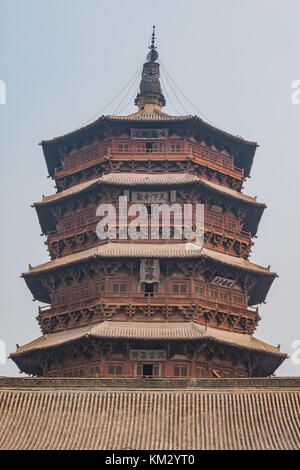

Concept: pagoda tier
[[23, 242, 275, 330], [50, 135, 248, 193], [11, 321, 285, 378], [33, 173, 264, 261], [11, 32, 285, 379], [41, 113, 257, 188]]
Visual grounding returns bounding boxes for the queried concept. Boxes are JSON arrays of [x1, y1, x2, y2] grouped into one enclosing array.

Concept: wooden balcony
[[47, 219, 252, 245], [54, 139, 244, 180], [38, 291, 258, 319]]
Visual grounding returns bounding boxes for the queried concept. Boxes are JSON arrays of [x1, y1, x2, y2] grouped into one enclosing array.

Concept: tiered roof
[[11, 321, 284, 358], [23, 242, 276, 305]]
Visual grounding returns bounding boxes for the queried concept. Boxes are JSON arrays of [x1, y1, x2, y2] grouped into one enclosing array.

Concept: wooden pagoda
[[11, 30, 286, 378]]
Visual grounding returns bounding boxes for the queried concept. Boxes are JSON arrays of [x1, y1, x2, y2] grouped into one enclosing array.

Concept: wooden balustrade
[[47, 218, 252, 244], [38, 291, 258, 317], [54, 138, 244, 179]]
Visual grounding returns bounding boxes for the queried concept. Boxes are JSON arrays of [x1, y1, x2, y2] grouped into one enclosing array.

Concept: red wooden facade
[[10, 34, 285, 379]]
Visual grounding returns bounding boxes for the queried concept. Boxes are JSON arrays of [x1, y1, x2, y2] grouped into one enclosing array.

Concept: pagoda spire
[[135, 26, 166, 112]]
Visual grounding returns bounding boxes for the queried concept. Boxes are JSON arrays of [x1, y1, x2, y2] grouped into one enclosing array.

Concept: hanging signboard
[[129, 350, 166, 361], [131, 191, 169, 203], [140, 259, 160, 283], [211, 276, 236, 288], [130, 129, 168, 139]]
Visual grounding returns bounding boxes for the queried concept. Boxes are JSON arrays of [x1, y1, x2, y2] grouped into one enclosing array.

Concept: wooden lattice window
[[214, 215, 223, 227], [170, 144, 181, 152], [206, 212, 214, 224], [152, 143, 163, 152], [233, 293, 242, 304], [55, 294, 65, 306], [94, 282, 104, 296], [118, 143, 129, 152], [63, 219, 72, 231], [196, 366, 206, 378], [108, 364, 123, 375], [112, 283, 127, 293], [173, 283, 187, 295], [74, 368, 85, 377], [208, 153, 217, 163], [219, 290, 228, 301], [227, 218, 237, 231], [76, 215, 85, 227], [174, 365, 188, 377], [210, 288, 218, 299], [195, 283, 205, 297], [89, 365, 100, 376], [70, 290, 79, 303]]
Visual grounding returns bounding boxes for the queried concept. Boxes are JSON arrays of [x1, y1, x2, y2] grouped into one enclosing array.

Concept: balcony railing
[[39, 291, 258, 318], [54, 139, 244, 179], [47, 219, 251, 244]]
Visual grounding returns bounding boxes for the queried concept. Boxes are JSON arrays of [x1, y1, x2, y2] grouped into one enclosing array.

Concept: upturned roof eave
[[40, 114, 258, 147], [10, 321, 286, 359], [33, 174, 266, 208], [22, 243, 277, 278]]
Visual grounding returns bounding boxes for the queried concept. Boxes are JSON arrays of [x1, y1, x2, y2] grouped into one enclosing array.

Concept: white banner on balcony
[[140, 259, 160, 283]]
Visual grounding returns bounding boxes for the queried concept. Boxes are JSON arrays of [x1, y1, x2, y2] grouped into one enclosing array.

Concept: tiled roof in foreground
[[0, 377, 299, 450], [10, 321, 284, 358]]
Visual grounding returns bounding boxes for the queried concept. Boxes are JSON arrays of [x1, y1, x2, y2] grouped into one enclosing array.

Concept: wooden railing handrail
[[47, 220, 251, 243], [39, 292, 258, 316], [54, 141, 244, 179]]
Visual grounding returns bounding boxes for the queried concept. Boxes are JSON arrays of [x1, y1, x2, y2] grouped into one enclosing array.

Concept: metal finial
[[150, 25, 156, 49]]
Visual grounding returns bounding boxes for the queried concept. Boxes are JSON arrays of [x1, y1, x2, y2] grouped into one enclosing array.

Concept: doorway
[[143, 364, 153, 376], [146, 142, 153, 153], [144, 283, 154, 297]]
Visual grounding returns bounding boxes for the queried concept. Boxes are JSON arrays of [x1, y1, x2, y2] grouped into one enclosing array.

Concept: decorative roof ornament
[[135, 25, 166, 112], [147, 25, 159, 63]]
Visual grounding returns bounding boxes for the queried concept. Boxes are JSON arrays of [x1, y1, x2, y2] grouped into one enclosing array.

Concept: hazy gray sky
[[0, 0, 299, 377]]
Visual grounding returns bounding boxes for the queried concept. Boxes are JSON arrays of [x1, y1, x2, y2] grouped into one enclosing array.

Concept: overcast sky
[[0, 0, 299, 377]]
